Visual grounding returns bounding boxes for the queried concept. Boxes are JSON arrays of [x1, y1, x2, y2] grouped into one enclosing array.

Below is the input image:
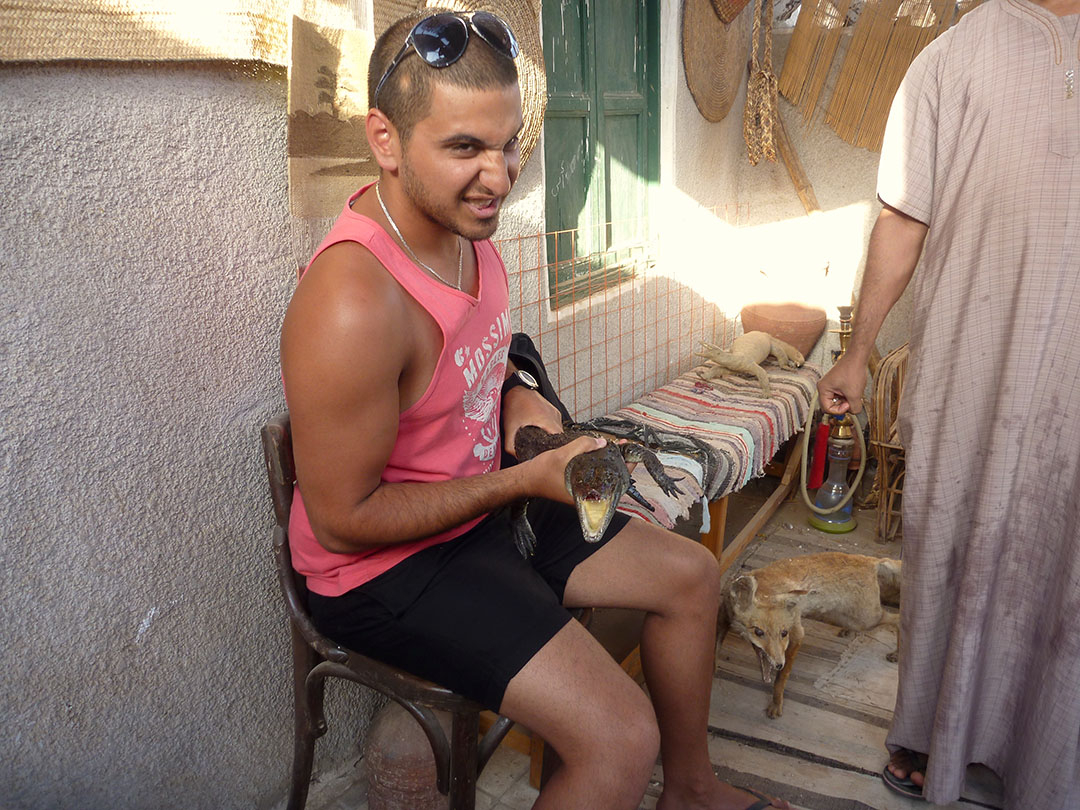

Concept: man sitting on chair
[[280, 10, 789, 810]]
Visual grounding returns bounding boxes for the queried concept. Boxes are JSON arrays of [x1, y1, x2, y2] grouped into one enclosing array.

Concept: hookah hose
[[798, 388, 867, 515]]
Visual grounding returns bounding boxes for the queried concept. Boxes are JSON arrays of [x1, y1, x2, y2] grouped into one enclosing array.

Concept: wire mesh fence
[[496, 204, 749, 419]]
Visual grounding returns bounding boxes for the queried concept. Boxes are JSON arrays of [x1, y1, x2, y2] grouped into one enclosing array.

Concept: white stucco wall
[[658, 0, 747, 315], [732, 29, 913, 363], [660, 14, 912, 368], [0, 61, 369, 810]]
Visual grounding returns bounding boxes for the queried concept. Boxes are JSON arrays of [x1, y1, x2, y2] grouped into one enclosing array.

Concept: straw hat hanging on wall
[[682, 0, 753, 122], [375, 0, 547, 167]]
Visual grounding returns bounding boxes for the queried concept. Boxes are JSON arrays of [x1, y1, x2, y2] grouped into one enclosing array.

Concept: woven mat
[[0, 0, 370, 63]]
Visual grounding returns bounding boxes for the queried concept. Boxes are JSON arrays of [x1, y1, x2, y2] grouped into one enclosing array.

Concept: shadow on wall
[[673, 20, 884, 337]]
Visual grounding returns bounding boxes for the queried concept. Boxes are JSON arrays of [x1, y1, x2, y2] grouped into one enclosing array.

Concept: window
[[542, 0, 659, 306]]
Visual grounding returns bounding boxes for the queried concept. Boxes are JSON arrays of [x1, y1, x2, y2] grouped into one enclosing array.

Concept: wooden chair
[[260, 411, 515, 810]]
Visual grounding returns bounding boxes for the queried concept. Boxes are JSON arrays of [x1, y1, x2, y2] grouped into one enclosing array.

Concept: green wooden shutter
[[542, 0, 659, 307]]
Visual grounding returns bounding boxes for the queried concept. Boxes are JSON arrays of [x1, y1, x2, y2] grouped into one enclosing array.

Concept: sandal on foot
[[882, 764, 925, 800], [737, 786, 781, 810]]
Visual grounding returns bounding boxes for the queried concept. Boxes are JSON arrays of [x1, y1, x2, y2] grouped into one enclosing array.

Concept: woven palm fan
[[384, 0, 547, 167], [777, 0, 854, 124], [682, 0, 752, 123], [779, 0, 984, 150]]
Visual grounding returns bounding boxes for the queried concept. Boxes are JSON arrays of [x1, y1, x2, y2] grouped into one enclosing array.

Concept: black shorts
[[307, 499, 630, 711]]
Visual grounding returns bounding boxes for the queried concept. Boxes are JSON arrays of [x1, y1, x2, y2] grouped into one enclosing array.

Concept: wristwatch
[[501, 369, 540, 398]]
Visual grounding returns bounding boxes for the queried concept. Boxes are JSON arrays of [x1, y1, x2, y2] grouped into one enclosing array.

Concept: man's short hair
[[368, 10, 519, 144]]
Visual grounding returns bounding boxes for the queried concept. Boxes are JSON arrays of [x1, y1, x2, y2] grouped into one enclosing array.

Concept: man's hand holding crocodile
[[511, 424, 685, 557], [514, 431, 607, 508]]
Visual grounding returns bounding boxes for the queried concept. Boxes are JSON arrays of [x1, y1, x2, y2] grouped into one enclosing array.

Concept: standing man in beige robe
[[818, 0, 1080, 806]]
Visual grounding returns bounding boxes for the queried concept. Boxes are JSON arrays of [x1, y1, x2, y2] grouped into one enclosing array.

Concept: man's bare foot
[[657, 779, 791, 810], [887, 748, 926, 787]]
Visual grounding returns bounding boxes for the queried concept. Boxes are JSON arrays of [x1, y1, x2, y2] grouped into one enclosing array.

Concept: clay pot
[[363, 703, 446, 810], [740, 302, 827, 357]]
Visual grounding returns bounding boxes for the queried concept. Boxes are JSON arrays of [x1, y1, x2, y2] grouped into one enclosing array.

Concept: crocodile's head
[[564, 442, 631, 542]]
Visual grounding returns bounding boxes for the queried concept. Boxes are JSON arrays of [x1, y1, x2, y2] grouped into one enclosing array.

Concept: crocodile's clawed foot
[[512, 519, 537, 558], [654, 472, 685, 498], [624, 446, 686, 499], [510, 500, 537, 558]]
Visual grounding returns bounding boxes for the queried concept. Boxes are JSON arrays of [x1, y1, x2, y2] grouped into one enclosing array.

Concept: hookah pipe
[[799, 305, 867, 523]]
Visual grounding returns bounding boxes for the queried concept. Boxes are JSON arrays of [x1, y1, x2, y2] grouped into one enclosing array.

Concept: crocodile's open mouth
[[575, 492, 616, 543]]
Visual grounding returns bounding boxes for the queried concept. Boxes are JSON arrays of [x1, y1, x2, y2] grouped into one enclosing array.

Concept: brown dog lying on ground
[[725, 552, 901, 718]]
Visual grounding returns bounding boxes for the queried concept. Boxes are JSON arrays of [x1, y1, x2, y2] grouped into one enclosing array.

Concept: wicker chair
[[869, 344, 909, 543]]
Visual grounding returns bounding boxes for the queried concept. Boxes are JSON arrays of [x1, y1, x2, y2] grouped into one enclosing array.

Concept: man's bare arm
[[818, 204, 928, 415], [281, 242, 600, 554], [308, 445, 596, 552], [500, 365, 564, 456]]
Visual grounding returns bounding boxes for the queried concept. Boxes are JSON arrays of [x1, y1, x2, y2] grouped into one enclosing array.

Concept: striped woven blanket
[[607, 361, 822, 529]]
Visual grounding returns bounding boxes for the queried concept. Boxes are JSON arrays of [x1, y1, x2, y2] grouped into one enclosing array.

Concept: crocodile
[[578, 415, 721, 496], [510, 424, 685, 558]]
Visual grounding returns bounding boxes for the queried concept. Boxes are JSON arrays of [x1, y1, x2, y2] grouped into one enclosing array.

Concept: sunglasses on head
[[373, 11, 520, 108]]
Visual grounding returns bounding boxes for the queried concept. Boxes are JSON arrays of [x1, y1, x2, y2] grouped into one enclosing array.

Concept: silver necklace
[[375, 182, 463, 291]]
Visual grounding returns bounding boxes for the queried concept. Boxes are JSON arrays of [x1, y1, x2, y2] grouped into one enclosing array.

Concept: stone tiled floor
[[303, 740, 675, 810], [296, 743, 539, 810], [474, 747, 540, 810]]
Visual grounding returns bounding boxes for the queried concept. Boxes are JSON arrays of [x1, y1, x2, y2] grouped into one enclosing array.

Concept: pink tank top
[[288, 184, 512, 596]]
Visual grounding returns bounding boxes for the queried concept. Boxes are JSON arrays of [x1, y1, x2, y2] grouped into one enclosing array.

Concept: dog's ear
[[783, 588, 810, 611], [729, 574, 757, 611]]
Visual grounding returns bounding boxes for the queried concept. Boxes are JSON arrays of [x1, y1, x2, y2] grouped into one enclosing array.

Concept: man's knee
[[504, 623, 659, 767], [576, 688, 660, 783], [616, 688, 661, 759], [664, 534, 723, 606]]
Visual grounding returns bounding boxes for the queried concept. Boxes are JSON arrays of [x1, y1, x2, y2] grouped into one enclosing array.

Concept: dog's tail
[[876, 558, 902, 605]]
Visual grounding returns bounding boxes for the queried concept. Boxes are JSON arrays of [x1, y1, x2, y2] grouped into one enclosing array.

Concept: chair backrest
[[262, 411, 295, 530], [261, 411, 351, 664]]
